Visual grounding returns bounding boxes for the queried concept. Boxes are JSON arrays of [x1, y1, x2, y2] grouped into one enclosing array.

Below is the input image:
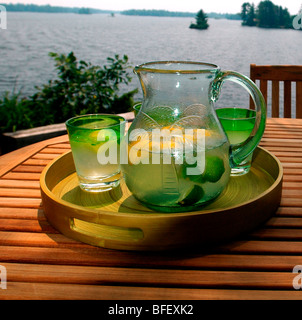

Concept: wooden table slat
[[0, 188, 42, 198], [0, 198, 42, 208], [0, 179, 40, 189], [0, 208, 45, 220], [1, 282, 301, 300], [12, 165, 46, 173], [0, 246, 301, 272], [1, 229, 302, 254], [0, 263, 297, 290], [1, 172, 43, 181], [276, 206, 302, 217]]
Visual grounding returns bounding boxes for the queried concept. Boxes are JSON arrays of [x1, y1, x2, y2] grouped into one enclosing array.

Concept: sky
[[4, 0, 302, 14]]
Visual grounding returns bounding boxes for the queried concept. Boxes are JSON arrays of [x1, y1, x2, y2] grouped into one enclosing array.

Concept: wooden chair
[[250, 64, 302, 118]]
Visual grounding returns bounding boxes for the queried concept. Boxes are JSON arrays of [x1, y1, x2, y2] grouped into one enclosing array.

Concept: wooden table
[[0, 117, 302, 300]]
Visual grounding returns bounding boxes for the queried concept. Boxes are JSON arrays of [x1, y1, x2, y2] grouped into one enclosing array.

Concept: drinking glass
[[133, 103, 142, 116], [216, 108, 256, 176], [66, 114, 126, 192]]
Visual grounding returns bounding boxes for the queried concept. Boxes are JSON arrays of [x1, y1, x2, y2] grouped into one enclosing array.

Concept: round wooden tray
[[40, 147, 283, 251]]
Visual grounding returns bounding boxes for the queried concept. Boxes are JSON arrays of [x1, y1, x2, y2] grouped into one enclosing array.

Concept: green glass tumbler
[[216, 107, 256, 175], [133, 103, 142, 116], [65, 114, 126, 192]]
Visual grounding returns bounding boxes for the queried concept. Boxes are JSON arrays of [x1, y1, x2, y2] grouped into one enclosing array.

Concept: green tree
[[257, 0, 278, 28], [241, 0, 294, 29], [190, 9, 209, 30], [277, 6, 292, 28], [241, 2, 249, 21], [241, 2, 256, 26]]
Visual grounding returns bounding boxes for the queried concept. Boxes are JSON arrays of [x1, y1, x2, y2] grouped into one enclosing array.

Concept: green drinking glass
[[216, 107, 256, 175], [66, 114, 126, 192], [133, 103, 142, 116]]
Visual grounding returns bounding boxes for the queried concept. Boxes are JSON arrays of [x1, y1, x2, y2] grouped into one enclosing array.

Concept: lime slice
[[181, 155, 225, 184], [203, 156, 225, 183], [177, 184, 204, 206]]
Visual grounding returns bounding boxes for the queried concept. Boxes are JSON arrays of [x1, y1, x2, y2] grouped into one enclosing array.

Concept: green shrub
[[0, 91, 33, 133], [0, 52, 137, 133]]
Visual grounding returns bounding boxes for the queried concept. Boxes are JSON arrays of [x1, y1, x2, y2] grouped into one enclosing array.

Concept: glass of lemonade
[[216, 107, 256, 176], [66, 114, 126, 192]]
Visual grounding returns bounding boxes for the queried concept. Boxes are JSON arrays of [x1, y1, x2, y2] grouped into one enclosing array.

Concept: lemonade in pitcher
[[122, 115, 230, 212]]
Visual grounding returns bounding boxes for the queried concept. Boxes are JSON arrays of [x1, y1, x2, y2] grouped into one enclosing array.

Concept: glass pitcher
[[121, 61, 266, 213]]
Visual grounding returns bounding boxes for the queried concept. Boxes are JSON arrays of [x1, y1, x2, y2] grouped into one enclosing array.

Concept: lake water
[[1, 12, 302, 116]]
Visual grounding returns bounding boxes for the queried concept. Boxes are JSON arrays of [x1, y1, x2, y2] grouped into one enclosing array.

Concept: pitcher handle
[[212, 71, 266, 167]]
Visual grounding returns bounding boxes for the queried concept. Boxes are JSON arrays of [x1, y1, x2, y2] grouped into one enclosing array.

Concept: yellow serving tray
[[40, 147, 283, 251]]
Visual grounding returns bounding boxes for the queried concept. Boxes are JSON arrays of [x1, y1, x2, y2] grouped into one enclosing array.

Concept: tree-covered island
[[241, 0, 294, 29], [189, 10, 209, 30]]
